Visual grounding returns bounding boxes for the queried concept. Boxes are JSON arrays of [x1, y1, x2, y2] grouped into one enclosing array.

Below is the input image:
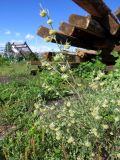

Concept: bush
[[73, 60, 106, 79], [0, 55, 9, 65]]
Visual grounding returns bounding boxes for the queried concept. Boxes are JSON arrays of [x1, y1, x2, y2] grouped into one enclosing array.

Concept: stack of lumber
[[37, 0, 120, 65]]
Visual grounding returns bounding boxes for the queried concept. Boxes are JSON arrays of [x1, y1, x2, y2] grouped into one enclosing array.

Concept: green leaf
[[111, 51, 119, 58]]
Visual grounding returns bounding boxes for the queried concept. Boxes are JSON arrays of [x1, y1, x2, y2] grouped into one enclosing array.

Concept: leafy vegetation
[[0, 56, 9, 66], [0, 53, 120, 159], [0, 61, 29, 76]]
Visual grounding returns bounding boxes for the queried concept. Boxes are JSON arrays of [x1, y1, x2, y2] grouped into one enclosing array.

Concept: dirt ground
[[0, 75, 31, 84], [0, 76, 12, 83], [0, 125, 16, 140]]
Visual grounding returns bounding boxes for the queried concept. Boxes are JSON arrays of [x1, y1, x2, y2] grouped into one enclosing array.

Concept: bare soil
[[0, 125, 16, 140], [0, 76, 12, 83]]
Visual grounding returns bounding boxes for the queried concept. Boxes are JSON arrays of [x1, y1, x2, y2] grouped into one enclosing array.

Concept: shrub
[[0, 55, 9, 65]]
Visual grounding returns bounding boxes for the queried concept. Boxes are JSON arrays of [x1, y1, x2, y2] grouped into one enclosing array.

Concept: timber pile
[[43, 51, 84, 63], [37, 0, 120, 65]]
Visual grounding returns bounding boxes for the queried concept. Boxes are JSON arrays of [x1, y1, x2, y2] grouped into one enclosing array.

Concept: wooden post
[[68, 14, 105, 38]]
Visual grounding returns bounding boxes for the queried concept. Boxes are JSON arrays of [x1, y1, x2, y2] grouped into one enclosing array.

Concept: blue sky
[[0, 0, 120, 52]]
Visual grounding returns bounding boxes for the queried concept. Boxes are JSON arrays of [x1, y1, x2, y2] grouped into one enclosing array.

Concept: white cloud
[[30, 45, 52, 53], [25, 34, 35, 40], [0, 43, 5, 53], [10, 40, 24, 43], [15, 32, 21, 36], [0, 43, 5, 46], [5, 31, 11, 35]]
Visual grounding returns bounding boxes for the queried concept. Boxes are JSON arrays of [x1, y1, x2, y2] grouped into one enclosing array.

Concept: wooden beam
[[75, 49, 97, 63], [59, 22, 100, 40], [59, 22, 116, 49], [68, 14, 105, 38], [24, 42, 33, 53], [37, 26, 116, 49], [72, 0, 120, 36], [113, 44, 120, 53], [31, 61, 41, 65], [37, 26, 95, 49], [101, 14, 120, 36], [76, 49, 97, 56], [72, 0, 111, 18], [93, 38, 115, 49], [115, 8, 120, 21], [100, 48, 117, 65]]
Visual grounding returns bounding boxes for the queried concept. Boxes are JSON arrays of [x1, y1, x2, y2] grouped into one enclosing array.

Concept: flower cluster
[[40, 8, 71, 51], [53, 53, 65, 62]]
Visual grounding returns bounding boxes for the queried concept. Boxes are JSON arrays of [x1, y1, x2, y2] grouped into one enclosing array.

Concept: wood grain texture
[[115, 8, 120, 21], [37, 26, 95, 49], [72, 0, 120, 36], [69, 14, 105, 38]]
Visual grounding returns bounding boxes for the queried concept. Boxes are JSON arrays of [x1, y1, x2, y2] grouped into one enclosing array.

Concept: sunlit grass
[[0, 61, 29, 76]]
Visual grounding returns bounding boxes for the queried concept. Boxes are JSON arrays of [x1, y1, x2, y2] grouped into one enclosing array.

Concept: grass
[[0, 59, 120, 159], [0, 61, 29, 76]]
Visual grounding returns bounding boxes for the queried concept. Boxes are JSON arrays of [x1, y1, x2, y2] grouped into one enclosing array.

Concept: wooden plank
[[93, 38, 115, 49], [113, 44, 120, 53], [72, 0, 111, 18], [76, 49, 97, 62], [102, 14, 120, 36], [76, 49, 97, 56], [37, 26, 95, 49], [31, 61, 41, 65], [115, 8, 120, 21], [59, 22, 100, 40], [72, 0, 120, 36], [24, 42, 33, 54], [68, 14, 105, 38], [37, 26, 116, 49]]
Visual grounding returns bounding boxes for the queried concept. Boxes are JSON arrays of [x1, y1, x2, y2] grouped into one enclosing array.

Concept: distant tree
[[4, 42, 13, 57]]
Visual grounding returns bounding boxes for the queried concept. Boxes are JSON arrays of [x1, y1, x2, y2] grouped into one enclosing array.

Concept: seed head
[[40, 9, 47, 17], [47, 19, 53, 25], [84, 141, 91, 147], [102, 124, 109, 129], [64, 42, 71, 49], [49, 29, 56, 35], [44, 36, 52, 42], [60, 65, 67, 73]]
